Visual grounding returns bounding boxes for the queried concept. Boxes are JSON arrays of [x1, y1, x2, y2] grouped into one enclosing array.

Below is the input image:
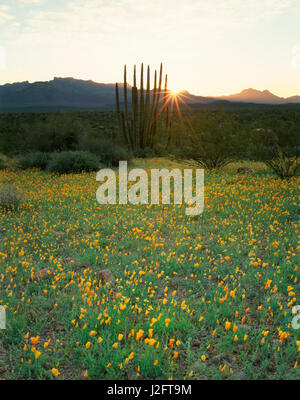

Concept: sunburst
[[158, 89, 195, 135]]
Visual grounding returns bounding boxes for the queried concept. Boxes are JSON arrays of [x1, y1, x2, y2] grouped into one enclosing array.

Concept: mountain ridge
[[216, 88, 300, 104], [0, 77, 299, 111]]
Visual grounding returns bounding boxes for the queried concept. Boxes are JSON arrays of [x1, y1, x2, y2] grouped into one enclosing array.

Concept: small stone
[[54, 231, 65, 237], [99, 269, 114, 284], [237, 167, 253, 174], [33, 267, 54, 280], [191, 360, 208, 373], [127, 371, 143, 380]]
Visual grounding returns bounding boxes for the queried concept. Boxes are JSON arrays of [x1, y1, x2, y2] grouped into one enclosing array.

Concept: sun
[[160, 88, 193, 119], [159, 88, 193, 129], [170, 89, 183, 97]]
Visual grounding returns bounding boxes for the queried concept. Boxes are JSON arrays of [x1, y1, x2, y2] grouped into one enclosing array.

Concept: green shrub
[[179, 113, 245, 170], [263, 149, 299, 179], [97, 143, 131, 167], [47, 151, 99, 174], [250, 122, 300, 179], [134, 147, 156, 158], [18, 152, 52, 170], [0, 153, 10, 169], [0, 184, 21, 209], [77, 135, 131, 167], [153, 144, 168, 157], [77, 135, 108, 156], [0, 158, 5, 170]]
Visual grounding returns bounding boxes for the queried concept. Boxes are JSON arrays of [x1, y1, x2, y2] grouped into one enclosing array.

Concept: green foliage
[[0, 155, 6, 169], [0, 111, 118, 155], [179, 110, 246, 169], [0, 161, 299, 380], [0, 183, 21, 209], [250, 115, 300, 178], [1, 108, 300, 167], [263, 149, 299, 179], [18, 152, 52, 170], [24, 114, 85, 152], [77, 131, 132, 166], [133, 146, 156, 158], [97, 142, 132, 167], [47, 151, 99, 174]]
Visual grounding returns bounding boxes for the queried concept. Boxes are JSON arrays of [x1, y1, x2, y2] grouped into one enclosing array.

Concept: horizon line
[[0, 76, 299, 99]]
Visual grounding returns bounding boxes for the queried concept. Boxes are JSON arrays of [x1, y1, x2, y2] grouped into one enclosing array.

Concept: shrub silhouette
[[19, 152, 52, 170], [47, 151, 99, 174]]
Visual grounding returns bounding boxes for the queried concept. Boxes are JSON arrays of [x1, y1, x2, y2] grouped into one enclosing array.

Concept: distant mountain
[[217, 88, 300, 104], [0, 78, 299, 111], [0, 77, 119, 111], [286, 95, 300, 103]]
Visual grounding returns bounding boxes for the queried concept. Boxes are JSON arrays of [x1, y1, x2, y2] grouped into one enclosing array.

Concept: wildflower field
[[0, 158, 299, 380]]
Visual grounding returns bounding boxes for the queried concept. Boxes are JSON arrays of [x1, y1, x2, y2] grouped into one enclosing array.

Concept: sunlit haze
[[0, 0, 299, 97]]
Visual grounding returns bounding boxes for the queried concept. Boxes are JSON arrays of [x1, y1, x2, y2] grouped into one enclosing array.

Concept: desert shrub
[[77, 135, 108, 156], [0, 184, 21, 209], [18, 152, 52, 170], [0, 156, 6, 170], [250, 119, 300, 179], [100, 145, 131, 167], [256, 146, 299, 179], [153, 143, 168, 157], [134, 147, 156, 158], [179, 111, 246, 169], [95, 142, 131, 167], [47, 151, 99, 174], [24, 114, 85, 152], [77, 133, 131, 167], [0, 153, 12, 169]]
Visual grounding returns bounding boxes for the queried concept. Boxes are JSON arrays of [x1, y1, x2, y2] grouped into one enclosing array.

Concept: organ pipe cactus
[[115, 63, 170, 151]]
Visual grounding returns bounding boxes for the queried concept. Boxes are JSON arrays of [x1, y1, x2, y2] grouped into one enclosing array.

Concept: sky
[[0, 0, 299, 97]]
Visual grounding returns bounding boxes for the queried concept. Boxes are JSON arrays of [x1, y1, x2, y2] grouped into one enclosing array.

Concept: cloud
[[0, 5, 13, 25], [3, 0, 296, 36], [0, 0, 298, 96], [17, 0, 44, 4], [21, 0, 296, 36], [2, 0, 295, 54]]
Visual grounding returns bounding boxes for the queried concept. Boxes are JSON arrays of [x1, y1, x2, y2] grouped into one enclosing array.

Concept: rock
[[127, 371, 144, 380], [99, 269, 114, 284], [237, 167, 253, 174], [54, 231, 65, 237], [33, 267, 54, 280], [209, 352, 228, 364], [191, 360, 208, 374], [197, 375, 209, 380]]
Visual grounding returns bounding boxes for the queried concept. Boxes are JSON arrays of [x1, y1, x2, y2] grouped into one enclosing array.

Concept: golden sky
[[0, 0, 299, 97]]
